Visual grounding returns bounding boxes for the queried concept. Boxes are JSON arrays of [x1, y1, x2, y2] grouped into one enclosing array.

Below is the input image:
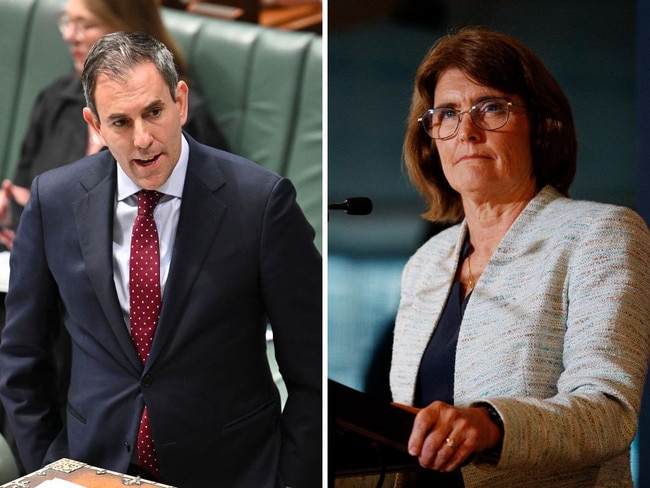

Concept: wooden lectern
[[330, 380, 469, 488], [329, 379, 421, 483], [0, 459, 175, 488]]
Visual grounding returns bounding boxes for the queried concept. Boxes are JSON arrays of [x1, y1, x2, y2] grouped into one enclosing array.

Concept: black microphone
[[328, 197, 373, 215]]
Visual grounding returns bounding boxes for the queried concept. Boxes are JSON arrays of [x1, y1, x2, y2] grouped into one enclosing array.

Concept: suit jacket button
[[141, 374, 153, 387]]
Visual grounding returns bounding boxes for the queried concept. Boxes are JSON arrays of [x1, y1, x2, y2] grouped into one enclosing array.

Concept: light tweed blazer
[[390, 186, 650, 487]]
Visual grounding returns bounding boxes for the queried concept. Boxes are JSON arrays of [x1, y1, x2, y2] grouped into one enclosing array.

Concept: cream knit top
[[390, 186, 650, 487]]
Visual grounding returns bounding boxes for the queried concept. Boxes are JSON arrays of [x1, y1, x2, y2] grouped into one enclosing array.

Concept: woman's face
[[432, 68, 535, 204], [60, 0, 114, 77]]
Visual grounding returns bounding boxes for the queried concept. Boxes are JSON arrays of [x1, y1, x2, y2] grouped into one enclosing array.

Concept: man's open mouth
[[135, 154, 160, 166]]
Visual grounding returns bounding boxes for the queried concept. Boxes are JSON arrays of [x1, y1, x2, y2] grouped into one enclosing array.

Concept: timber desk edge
[[1, 458, 176, 488]]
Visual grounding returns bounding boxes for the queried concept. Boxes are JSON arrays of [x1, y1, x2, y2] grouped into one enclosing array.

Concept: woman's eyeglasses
[[418, 98, 525, 140], [56, 13, 102, 38]]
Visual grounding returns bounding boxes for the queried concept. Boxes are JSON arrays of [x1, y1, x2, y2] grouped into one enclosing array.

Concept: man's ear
[[83, 107, 105, 145], [175, 81, 189, 127]]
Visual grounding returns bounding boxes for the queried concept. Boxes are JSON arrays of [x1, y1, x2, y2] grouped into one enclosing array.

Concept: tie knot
[[137, 190, 162, 217]]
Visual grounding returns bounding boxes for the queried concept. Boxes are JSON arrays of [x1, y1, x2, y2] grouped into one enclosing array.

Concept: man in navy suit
[[0, 32, 321, 488]]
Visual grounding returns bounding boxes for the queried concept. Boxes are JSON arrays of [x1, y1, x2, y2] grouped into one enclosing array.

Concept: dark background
[[328, 0, 649, 484]]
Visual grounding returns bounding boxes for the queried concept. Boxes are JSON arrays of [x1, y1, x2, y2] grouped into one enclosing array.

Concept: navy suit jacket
[[0, 135, 322, 487]]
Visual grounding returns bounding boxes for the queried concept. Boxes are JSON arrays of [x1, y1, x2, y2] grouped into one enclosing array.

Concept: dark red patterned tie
[[129, 190, 163, 479]]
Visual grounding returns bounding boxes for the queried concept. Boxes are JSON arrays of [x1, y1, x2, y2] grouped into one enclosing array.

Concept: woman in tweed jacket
[[390, 27, 650, 487]]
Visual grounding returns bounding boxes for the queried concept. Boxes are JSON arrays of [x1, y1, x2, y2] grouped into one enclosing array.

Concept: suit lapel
[[146, 143, 227, 368], [72, 157, 142, 371]]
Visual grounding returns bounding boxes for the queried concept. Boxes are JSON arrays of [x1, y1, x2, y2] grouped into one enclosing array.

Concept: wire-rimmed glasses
[[418, 98, 525, 140], [56, 12, 102, 39]]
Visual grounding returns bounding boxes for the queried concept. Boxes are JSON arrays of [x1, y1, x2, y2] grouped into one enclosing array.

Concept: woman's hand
[[0, 179, 13, 227], [8, 183, 31, 207], [395, 401, 502, 472], [0, 179, 29, 250], [0, 227, 15, 250]]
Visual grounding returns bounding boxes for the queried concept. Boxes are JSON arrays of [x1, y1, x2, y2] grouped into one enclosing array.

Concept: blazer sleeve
[[258, 177, 322, 488], [481, 206, 650, 471], [0, 175, 67, 471]]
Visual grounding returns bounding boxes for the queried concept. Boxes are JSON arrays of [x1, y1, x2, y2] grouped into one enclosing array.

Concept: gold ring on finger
[[445, 437, 456, 449]]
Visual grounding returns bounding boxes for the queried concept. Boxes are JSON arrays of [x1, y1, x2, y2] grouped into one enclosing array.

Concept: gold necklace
[[466, 254, 475, 292]]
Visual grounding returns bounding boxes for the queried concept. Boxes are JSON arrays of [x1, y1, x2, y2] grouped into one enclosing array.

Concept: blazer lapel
[[72, 158, 142, 371]]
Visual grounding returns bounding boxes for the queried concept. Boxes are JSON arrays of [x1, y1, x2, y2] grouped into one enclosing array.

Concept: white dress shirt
[[112, 136, 189, 332]]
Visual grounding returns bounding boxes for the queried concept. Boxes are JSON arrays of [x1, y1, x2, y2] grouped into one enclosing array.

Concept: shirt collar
[[116, 134, 189, 202]]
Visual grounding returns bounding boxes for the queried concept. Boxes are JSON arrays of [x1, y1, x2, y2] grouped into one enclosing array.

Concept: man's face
[[83, 62, 188, 190]]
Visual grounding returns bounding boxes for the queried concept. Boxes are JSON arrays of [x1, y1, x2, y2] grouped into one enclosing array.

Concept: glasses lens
[[56, 14, 98, 37], [421, 108, 459, 139], [420, 99, 514, 139], [57, 13, 70, 33], [471, 99, 510, 131]]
